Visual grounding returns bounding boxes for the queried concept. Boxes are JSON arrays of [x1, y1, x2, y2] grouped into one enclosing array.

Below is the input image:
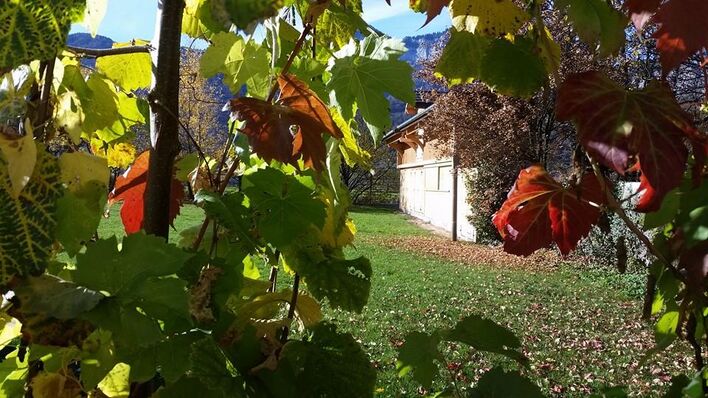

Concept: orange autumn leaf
[[228, 74, 342, 171]]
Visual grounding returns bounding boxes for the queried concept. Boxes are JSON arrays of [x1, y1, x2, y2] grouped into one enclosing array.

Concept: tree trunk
[[144, 0, 185, 238]]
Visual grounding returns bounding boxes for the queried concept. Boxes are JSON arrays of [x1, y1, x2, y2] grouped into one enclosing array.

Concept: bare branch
[[66, 45, 153, 58]]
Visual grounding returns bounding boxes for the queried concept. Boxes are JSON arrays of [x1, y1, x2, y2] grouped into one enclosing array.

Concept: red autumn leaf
[[556, 71, 697, 212], [652, 0, 708, 73], [492, 165, 607, 256], [109, 151, 184, 234], [623, 0, 660, 31], [228, 74, 342, 171]]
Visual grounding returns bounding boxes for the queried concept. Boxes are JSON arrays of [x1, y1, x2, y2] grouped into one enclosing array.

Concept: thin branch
[[215, 122, 237, 185], [589, 159, 684, 281], [151, 99, 215, 187], [266, 23, 313, 103], [66, 45, 153, 58], [191, 158, 241, 250], [280, 274, 301, 343]]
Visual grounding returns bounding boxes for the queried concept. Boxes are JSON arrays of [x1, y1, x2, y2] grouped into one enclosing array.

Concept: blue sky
[[69, 0, 450, 42]]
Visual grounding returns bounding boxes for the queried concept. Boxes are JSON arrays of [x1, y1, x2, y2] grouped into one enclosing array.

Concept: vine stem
[[191, 157, 241, 251], [151, 100, 215, 188], [66, 44, 153, 57], [280, 274, 300, 343], [193, 22, 312, 250], [588, 159, 684, 281], [266, 23, 313, 103]]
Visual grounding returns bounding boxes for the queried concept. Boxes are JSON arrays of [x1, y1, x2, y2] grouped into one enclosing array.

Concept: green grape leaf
[[97, 363, 131, 397], [94, 87, 148, 143], [200, 32, 245, 79], [0, 148, 62, 288], [242, 167, 326, 247], [195, 190, 256, 251], [81, 329, 118, 390], [644, 188, 681, 230], [82, 0, 108, 37], [59, 151, 110, 191], [121, 331, 204, 383], [55, 180, 107, 255], [396, 331, 442, 389], [328, 35, 415, 143], [450, 0, 529, 36], [435, 30, 488, 86], [82, 74, 120, 134], [122, 277, 192, 332], [468, 367, 544, 397], [480, 36, 547, 97], [224, 0, 285, 29], [664, 375, 691, 398], [678, 179, 708, 247], [446, 314, 527, 364], [12, 274, 103, 319], [200, 32, 271, 97], [239, 41, 271, 99], [83, 299, 163, 348], [279, 323, 376, 398], [298, 256, 371, 313], [332, 107, 371, 168], [0, 0, 85, 69], [74, 234, 193, 295], [182, 0, 203, 37], [156, 376, 219, 398], [96, 41, 152, 91], [555, 0, 627, 56], [190, 337, 244, 395]]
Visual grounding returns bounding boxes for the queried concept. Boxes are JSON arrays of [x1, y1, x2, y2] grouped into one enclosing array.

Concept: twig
[[588, 159, 684, 281], [191, 158, 241, 250], [266, 23, 313, 103], [280, 274, 301, 343], [151, 99, 215, 187], [215, 122, 237, 185], [66, 45, 153, 58]]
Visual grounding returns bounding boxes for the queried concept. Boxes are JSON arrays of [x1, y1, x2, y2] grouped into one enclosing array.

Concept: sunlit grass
[[98, 205, 692, 397]]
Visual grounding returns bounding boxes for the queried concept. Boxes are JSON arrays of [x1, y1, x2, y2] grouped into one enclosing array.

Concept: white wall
[[398, 160, 477, 242]]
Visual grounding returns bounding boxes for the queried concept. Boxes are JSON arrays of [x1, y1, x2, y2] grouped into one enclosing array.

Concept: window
[[424, 167, 438, 191], [438, 166, 452, 192]]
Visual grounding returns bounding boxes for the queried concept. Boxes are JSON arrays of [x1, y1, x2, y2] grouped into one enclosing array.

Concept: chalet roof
[[382, 104, 435, 144]]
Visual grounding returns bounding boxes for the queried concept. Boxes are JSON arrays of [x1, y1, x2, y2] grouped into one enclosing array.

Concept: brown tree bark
[[144, 0, 185, 238]]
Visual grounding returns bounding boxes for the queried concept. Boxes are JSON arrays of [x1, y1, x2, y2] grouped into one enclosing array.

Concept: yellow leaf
[[54, 91, 85, 144], [535, 26, 561, 75], [0, 313, 21, 345], [82, 0, 108, 37], [92, 141, 136, 169], [98, 363, 131, 398], [59, 152, 109, 191], [0, 123, 37, 198], [332, 107, 371, 169], [318, 187, 356, 248], [31, 372, 82, 398], [450, 0, 529, 36]]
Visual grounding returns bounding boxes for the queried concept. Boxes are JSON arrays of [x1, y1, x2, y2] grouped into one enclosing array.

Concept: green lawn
[[100, 205, 692, 397]]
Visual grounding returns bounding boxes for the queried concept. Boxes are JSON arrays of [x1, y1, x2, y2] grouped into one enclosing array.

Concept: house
[[383, 105, 477, 242]]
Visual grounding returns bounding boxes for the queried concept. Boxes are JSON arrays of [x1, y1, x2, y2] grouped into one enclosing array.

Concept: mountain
[[67, 33, 115, 68], [390, 31, 446, 127]]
